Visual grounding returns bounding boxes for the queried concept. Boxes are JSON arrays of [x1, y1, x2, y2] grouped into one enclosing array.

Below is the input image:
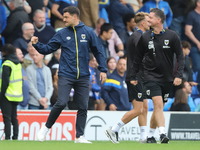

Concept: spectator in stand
[[137, 0, 173, 29], [78, 0, 99, 29], [185, 0, 200, 72], [108, 0, 134, 34], [16, 48, 29, 110], [101, 57, 131, 111], [94, 18, 124, 60], [22, 42, 37, 69], [26, 50, 53, 110], [170, 89, 190, 111], [181, 41, 197, 86], [0, 0, 7, 48], [33, 9, 56, 44], [13, 22, 35, 55], [119, 13, 135, 54], [50, 64, 59, 106], [98, 23, 113, 58], [26, 0, 45, 22], [47, 48, 61, 69], [0, 44, 23, 140], [99, 0, 110, 23], [165, 0, 187, 40], [51, 0, 77, 29], [106, 57, 117, 76], [89, 53, 101, 110], [1, 0, 30, 44], [164, 80, 196, 112]]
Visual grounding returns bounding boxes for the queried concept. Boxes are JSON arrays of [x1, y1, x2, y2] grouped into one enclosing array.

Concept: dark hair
[[174, 89, 188, 105], [181, 41, 191, 50], [177, 79, 187, 90], [51, 68, 58, 82], [100, 23, 113, 35], [150, 8, 166, 24], [63, 6, 80, 18], [123, 13, 135, 26], [1, 44, 16, 55], [118, 56, 126, 61], [106, 57, 116, 65]]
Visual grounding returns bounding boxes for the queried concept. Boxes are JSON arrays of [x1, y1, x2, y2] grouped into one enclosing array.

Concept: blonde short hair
[[134, 12, 149, 24]]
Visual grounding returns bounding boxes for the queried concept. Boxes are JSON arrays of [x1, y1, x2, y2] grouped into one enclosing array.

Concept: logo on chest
[[80, 34, 87, 42], [163, 40, 170, 48], [66, 36, 71, 40]]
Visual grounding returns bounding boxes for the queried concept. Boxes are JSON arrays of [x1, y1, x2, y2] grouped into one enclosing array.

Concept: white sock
[[158, 126, 165, 135], [111, 120, 125, 132], [148, 128, 156, 138], [140, 126, 147, 140]]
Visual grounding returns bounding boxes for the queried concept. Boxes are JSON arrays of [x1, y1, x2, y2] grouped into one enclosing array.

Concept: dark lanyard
[[150, 29, 165, 56]]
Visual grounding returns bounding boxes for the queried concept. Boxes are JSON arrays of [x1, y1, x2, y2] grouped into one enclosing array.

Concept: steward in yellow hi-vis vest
[[0, 60, 23, 102], [0, 44, 22, 140]]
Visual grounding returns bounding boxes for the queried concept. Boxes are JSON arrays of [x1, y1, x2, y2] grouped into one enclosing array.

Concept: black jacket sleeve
[[173, 33, 185, 79], [131, 35, 145, 80], [0, 66, 11, 99]]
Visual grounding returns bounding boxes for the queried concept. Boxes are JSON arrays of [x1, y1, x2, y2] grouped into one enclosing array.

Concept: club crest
[[81, 34, 86, 39], [164, 40, 169, 45], [138, 93, 142, 98], [146, 90, 150, 96]]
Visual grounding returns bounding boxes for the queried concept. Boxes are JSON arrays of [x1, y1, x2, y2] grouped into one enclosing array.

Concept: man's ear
[[157, 18, 162, 24]]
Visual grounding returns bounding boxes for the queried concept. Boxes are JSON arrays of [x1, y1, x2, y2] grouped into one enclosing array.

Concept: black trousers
[[46, 76, 90, 138], [0, 96, 18, 140]]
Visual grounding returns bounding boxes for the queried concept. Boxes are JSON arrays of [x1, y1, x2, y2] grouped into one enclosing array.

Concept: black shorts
[[144, 81, 173, 103], [126, 81, 146, 102]]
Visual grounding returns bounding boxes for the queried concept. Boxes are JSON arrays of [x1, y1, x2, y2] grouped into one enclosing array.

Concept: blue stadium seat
[[193, 71, 198, 82], [148, 99, 154, 111], [194, 98, 200, 106], [163, 98, 174, 111], [191, 71, 199, 99]]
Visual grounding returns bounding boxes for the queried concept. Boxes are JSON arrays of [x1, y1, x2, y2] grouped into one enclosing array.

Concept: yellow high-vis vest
[[0, 60, 23, 102]]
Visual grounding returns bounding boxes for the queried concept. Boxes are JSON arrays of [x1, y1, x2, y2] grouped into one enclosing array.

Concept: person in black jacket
[[131, 8, 185, 144], [1, 0, 30, 44], [181, 41, 197, 86], [0, 44, 23, 140], [105, 12, 150, 144]]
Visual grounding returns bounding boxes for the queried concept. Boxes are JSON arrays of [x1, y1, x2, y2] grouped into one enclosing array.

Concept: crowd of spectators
[[1, 0, 200, 112]]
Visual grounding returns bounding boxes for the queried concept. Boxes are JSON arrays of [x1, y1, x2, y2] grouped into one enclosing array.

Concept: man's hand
[[130, 80, 138, 85], [117, 51, 124, 57], [39, 97, 48, 109], [173, 77, 182, 86], [100, 72, 107, 84], [31, 36, 39, 44], [109, 104, 117, 111], [189, 81, 198, 86]]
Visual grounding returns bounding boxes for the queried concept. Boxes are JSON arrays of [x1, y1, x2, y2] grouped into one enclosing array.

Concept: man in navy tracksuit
[[101, 57, 131, 111], [31, 6, 107, 143]]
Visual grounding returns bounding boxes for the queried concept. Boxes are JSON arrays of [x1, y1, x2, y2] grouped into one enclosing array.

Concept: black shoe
[[146, 136, 157, 143], [160, 134, 169, 143]]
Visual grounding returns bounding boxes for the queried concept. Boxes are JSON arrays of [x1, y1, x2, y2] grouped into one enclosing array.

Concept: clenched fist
[[31, 36, 39, 44]]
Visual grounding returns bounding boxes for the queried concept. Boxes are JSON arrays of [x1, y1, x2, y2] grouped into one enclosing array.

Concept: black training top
[[131, 29, 184, 82], [126, 30, 143, 82]]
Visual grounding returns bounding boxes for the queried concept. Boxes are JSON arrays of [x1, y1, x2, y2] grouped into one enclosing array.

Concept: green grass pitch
[[0, 141, 200, 150]]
